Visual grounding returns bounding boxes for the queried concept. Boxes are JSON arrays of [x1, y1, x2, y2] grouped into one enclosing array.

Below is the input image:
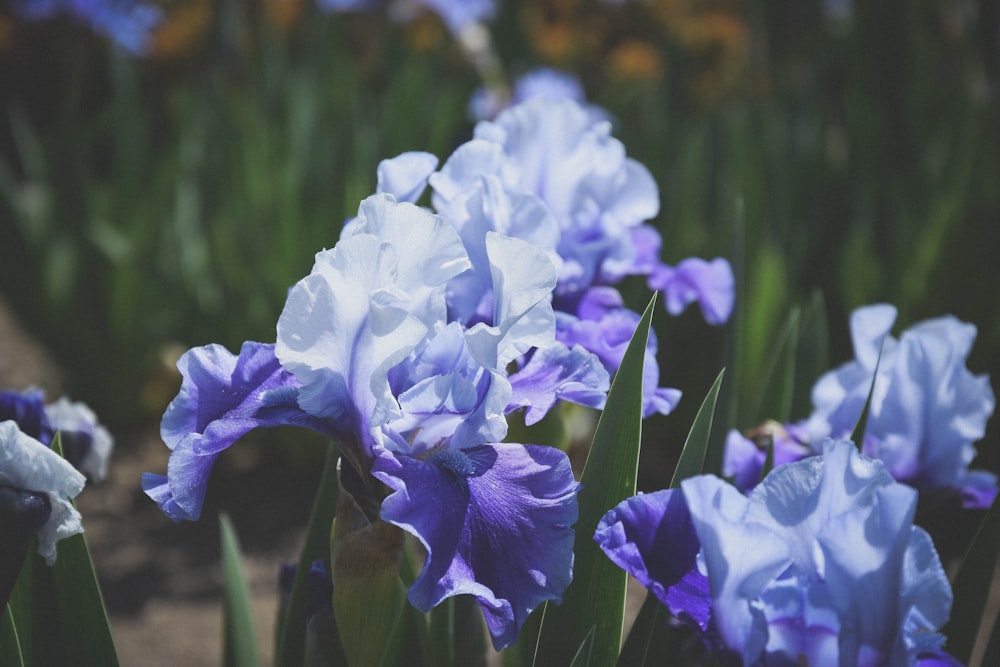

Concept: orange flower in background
[[0, 16, 14, 51], [150, 1, 211, 60], [263, 0, 306, 35], [404, 12, 446, 53], [608, 39, 665, 82]]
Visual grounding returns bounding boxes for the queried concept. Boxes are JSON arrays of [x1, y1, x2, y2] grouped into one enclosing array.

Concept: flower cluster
[[597, 439, 959, 666], [143, 95, 733, 649], [143, 192, 606, 649], [724, 304, 995, 509]]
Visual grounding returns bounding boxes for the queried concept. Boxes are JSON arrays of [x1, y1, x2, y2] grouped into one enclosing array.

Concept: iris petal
[[372, 442, 579, 649]]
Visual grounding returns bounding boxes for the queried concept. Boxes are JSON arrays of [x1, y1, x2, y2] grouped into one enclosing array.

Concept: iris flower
[[0, 388, 114, 481], [145, 194, 608, 648], [0, 420, 85, 566], [596, 439, 957, 666]]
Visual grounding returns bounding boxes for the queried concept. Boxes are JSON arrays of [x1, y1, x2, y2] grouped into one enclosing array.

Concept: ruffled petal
[[148, 341, 333, 521], [648, 257, 735, 325], [375, 152, 438, 203], [594, 489, 709, 628], [277, 194, 470, 449], [371, 442, 579, 650], [0, 421, 85, 565], [507, 343, 609, 425]]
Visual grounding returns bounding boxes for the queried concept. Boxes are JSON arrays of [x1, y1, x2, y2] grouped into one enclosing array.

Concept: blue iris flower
[[724, 305, 996, 507], [145, 194, 607, 648], [596, 439, 959, 666]]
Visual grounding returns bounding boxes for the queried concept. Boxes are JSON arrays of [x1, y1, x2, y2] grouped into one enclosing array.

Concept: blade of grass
[[751, 307, 800, 424], [1, 605, 24, 667], [49, 433, 119, 666], [219, 513, 261, 667], [616, 595, 661, 666], [669, 369, 726, 489], [619, 369, 723, 664], [275, 444, 340, 667], [532, 296, 656, 666], [942, 496, 1000, 664], [849, 337, 886, 448]]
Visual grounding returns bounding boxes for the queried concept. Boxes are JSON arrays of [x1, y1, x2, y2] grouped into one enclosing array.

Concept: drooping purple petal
[[371, 442, 579, 650], [507, 343, 610, 425], [648, 257, 735, 325], [594, 488, 710, 629], [145, 341, 334, 521]]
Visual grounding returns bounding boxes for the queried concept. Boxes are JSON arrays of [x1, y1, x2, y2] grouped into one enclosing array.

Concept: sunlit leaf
[[220, 513, 261, 667], [670, 369, 725, 489], [275, 444, 341, 667], [532, 296, 655, 666]]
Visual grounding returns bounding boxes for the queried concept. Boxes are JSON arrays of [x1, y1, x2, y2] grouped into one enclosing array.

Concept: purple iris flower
[[0, 388, 53, 445], [556, 287, 681, 417], [799, 304, 996, 508], [12, 0, 163, 54], [142, 341, 337, 522], [596, 439, 957, 666], [721, 422, 812, 493], [146, 194, 605, 649]]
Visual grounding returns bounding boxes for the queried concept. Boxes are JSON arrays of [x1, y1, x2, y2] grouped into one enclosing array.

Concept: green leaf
[[1, 605, 24, 667], [219, 513, 261, 667], [568, 626, 596, 667], [849, 337, 886, 448], [615, 595, 661, 666], [670, 369, 726, 489], [16, 433, 121, 666], [532, 295, 655, 666], [751, 307, 800, 424], [942, 496, 1000, 664], [790, 291, 829, 419], [275, 445, 341, 667], [50, 531, 121, 666]]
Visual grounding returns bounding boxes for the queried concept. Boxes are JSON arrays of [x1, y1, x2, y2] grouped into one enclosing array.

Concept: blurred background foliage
[[0, 0, 997, 489]]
